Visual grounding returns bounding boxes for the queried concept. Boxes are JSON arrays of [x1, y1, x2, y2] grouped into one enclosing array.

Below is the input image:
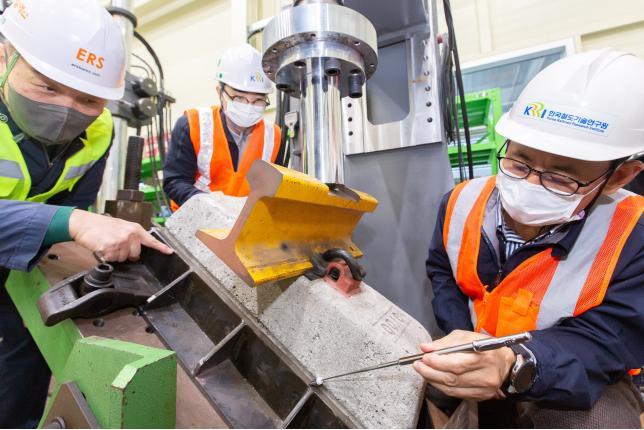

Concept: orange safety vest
[[443, 176, 643, 337], [170, 105, 281, 211]]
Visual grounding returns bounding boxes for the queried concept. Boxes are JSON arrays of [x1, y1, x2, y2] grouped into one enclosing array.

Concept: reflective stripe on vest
[[0, 159, 23, 179], [261, 123, 275, 162], [444, 176, 497, 299], [195, 107, 215, 192], [444, 176, 643, 335], [0, 109, 113, 202], [537, 189, 637, 327], [64, 161, 96, 181], [185, 105, 280, 200]]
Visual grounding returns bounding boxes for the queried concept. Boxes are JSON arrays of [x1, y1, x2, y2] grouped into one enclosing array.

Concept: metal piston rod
[[301, 57, 344, 183]]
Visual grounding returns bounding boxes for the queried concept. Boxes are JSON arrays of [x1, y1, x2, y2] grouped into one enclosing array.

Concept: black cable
[[247, 29, 262, 43], [443, 0, 474, 180], [133, 32, 164, 80], [131, 53, 157, 82], [274, 90, 291, 167], [156, 97, 167, 164], [146, 123, 165, 219], [129, 64, 151, 79], [165, 98, 172, 155], [146, 120, 170, 219], [439, 32, 465, 183], [134, 31, 167, 164], [151, 115, 171, 211], [281, 93, 292, 167], [452, 70, 465, 183]]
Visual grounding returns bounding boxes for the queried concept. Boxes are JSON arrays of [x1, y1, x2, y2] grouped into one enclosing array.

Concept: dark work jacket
[[0, 101, 112, 274], [427, 187, 643, 409]]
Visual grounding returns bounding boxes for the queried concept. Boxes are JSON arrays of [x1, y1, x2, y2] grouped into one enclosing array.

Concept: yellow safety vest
[[0, 109, 113, 202]]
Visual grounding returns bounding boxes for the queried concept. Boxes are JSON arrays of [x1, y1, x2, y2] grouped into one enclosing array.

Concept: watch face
[[514, 361, 537, 392]]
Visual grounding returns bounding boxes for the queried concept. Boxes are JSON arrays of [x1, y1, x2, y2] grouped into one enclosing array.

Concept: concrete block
[[165, 192, 431, 428], [260, 276, 429, 428], [166, 193, 286, 316]]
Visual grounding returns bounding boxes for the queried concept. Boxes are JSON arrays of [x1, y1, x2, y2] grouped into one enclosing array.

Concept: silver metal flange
[[261, 3, 378, 83]]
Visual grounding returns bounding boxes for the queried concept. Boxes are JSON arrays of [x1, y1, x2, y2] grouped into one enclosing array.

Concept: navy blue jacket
[[427, 188, 643, 409], [0, 101, 111, 273], [163, 109, 240, 206]]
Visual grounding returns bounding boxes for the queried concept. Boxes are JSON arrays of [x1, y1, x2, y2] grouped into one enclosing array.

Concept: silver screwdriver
[[311, 331, 532, 386]]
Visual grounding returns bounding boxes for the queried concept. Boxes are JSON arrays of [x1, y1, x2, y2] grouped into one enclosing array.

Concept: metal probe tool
[[311, 332, 532, 386]]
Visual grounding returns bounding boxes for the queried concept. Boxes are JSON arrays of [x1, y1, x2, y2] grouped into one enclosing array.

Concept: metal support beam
[[97, 0, 136, 213]]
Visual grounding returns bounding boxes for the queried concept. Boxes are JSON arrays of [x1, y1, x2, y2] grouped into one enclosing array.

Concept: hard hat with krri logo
[[496, 48, 644, 161], [215, 44, 272, 94]]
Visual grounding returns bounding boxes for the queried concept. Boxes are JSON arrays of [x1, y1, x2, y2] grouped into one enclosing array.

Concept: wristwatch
[[506, 344, 537, 394]]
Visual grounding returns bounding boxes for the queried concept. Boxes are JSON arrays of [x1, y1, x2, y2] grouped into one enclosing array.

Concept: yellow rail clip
[[197, 161, 378, 286]]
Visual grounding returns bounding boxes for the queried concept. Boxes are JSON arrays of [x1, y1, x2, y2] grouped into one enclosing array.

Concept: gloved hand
[[68, 209, 173, 262]]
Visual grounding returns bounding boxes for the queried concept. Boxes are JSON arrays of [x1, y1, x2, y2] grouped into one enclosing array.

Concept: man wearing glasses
[[416, 49, 643, 426], [164, 44, 280, 210]]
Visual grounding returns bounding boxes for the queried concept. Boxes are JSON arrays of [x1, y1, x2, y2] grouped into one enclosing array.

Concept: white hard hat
[[215, 44, 272, 94], [496, 48, 644, 161], [0, 0, 126, 100]]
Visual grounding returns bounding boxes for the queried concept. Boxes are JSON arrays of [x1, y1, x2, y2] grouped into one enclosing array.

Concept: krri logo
[[523, 102, 546, 118], [249, 72, 263, 83]]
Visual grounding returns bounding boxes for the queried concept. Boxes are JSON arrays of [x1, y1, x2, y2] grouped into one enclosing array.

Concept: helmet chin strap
[[0, 50, 20, 91]]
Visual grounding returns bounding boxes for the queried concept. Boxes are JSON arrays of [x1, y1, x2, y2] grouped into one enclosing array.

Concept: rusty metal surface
[[104, 199, 153, 229], [42, 381, 100, 429]]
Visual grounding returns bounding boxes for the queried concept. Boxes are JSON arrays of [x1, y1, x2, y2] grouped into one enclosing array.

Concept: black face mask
[[0, 51, 98, 145]]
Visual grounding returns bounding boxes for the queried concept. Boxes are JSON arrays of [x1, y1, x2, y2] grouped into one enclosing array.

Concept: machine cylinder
[[324, 58, 342, 77], [348, 71, 364, 98], [262, 2, 377, 185], [300, 58, 344, 183]]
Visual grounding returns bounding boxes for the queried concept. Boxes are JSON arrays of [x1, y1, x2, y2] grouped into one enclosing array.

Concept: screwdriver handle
[[471, 332, 532, 352], [397, 332, 532, 365]]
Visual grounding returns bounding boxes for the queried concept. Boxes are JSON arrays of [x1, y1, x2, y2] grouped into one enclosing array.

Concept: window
[[461, 40, 575, 112]]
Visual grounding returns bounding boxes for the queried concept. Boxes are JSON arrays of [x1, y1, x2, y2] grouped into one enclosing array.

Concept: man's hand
[[69, 209, 173, 262], [412, 330, 516, 401]]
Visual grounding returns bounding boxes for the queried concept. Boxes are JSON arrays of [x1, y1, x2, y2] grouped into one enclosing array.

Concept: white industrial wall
[[436, 0, 644, 61], [123, 0, 247, 115], [122, 0, 644, 117]]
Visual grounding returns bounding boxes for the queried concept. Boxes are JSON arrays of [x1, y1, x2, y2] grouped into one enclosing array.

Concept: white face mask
[[496, 173, 605, 227], [224, 100, 264, 128]]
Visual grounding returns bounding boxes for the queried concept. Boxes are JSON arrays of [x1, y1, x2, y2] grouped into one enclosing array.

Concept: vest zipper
[[41, 140, 74, 169], [40, 141, 52, 168], [481, 231, 503, 287]]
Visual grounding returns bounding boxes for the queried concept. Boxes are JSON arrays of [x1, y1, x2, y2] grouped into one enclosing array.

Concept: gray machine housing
[[259, 0, 454, 334], [341, 0, 453, 334]]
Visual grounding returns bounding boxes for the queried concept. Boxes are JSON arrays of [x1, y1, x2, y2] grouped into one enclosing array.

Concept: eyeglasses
[[497, 141, 613, 196], [221, 87, 269, 108]]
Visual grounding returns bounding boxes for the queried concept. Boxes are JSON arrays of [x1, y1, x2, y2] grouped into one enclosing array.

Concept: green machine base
[[6, 266, 176, 428]]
